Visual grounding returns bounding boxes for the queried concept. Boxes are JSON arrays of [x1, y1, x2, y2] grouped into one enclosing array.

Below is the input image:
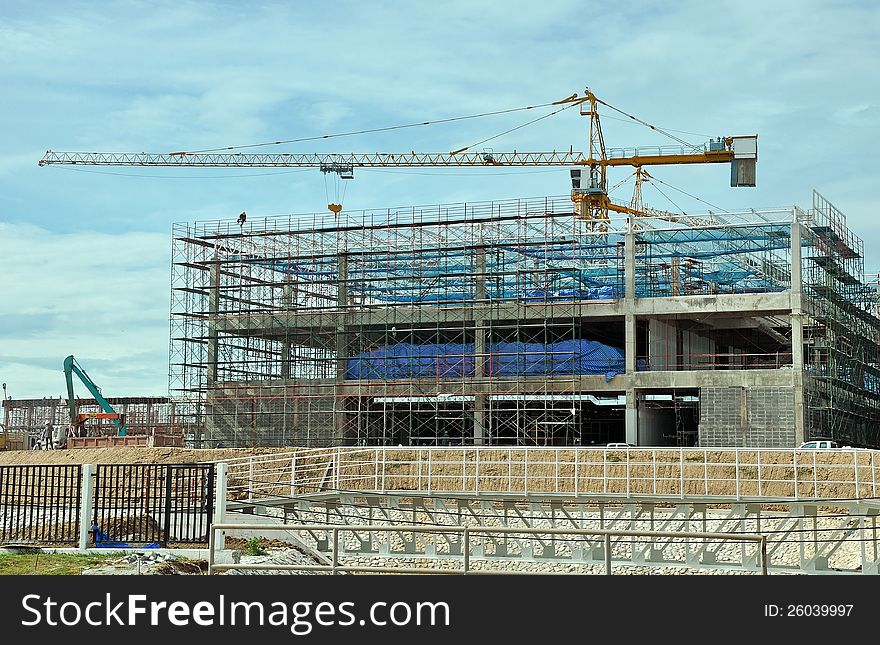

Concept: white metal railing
[[211, 446, 880, 502], [207, 523, 768, 575]]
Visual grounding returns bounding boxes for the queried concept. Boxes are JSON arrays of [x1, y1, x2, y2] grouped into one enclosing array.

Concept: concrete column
[[624, 224, 636, 300], [473, 246, 487, 445], [671, 256, 681, 296], [206, 257, 221, 386], [205, 257, 221, 446], [625, 314, 637, 374], [624, 221, 638, 375], [790, 219, 806, 445], [473, 395, 487, 446], [281, 277, 294, 380], [335, 254, 349, 439], [625, 390, 638, 445], [77, 464, 95, 551]]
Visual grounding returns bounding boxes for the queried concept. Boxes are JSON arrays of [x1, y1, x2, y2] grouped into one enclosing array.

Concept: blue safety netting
[[347, 339, 631, 381], [241, 221, 793, 303]]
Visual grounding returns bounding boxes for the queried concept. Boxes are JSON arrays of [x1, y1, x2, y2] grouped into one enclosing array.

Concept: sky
[[1, 0, 878, 400]]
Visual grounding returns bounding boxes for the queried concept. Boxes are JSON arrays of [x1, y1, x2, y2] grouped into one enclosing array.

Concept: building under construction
[[169, 190, 880, 449], [1, 396, 184, 446]]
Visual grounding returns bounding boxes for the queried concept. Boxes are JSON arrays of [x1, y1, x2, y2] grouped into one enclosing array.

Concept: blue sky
[[1, 0, 878, 399]]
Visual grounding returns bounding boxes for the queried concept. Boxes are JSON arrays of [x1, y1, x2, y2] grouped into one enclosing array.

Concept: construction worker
[[42, 420, 54, 450]]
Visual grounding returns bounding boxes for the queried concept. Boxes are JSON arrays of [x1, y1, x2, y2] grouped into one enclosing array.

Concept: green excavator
[[63, 355, 127, 437]]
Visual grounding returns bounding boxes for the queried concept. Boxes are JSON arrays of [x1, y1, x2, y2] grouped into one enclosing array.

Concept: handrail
[[207, 522, 768, 575], [212, 446, 880, 503]]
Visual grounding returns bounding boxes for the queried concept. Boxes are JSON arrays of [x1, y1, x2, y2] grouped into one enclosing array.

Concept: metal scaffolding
[[169, 193, 880, 448]]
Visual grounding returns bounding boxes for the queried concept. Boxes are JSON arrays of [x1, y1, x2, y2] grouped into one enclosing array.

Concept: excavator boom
[[63, 355, 126, 436]]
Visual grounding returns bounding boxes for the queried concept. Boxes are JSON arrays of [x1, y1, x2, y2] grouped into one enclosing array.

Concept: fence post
[[78, 464, 95, 552], [290, 456, 297, 497], [214, 463, 228, 551]]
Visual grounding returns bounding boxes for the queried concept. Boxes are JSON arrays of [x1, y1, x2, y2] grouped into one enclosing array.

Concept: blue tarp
[[347, 339, 629, 381], [519, 286, 620, 301]]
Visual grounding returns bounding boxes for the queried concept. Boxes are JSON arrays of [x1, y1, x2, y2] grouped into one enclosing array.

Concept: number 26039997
[[764, 605, 853, 617]]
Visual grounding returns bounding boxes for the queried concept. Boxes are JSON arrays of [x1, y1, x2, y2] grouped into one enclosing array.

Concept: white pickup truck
[[798, 440, 852, 449]]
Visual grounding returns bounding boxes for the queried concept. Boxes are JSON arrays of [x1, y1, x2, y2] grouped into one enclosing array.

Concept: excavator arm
[[63, 355, 126, 436]]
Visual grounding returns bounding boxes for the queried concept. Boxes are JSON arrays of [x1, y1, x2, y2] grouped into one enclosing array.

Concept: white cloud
[[1, 0, 879, 398], [0, 223, 170, 397]]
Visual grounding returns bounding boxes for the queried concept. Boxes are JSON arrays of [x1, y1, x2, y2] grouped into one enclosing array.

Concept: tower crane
[[38, 89, 757, 229]]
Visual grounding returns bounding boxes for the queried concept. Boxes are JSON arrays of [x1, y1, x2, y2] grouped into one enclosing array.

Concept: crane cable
[[174, 98, 577, 155], [448, 101, 580, 155], [592, 95, 705, 151]]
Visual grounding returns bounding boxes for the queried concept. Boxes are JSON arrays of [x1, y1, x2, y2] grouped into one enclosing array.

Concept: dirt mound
[[153, 559, 208, 575], [0, 446, 290, 466]]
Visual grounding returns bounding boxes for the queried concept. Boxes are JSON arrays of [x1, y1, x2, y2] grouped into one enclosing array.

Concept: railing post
[[603, 449, 608, 494], [290, 456, 297, 497], [760, 537, 768, 576], [248, 457, 254, 500], [374, 448, 380, 490], [853, 448, 860, 500], [703, 449, 708, 496], [735, 449, 741, 501], [652, 449, 657, 496], [332, 528, 339, 575], [463, 526, 470, 574], [813, 450, 818, 497], [213, 462, 228, 551], [793, 449, 798, 501], [679, 447, 685, 499], [872, 451, 877, 498], [381, 448, 386, 493], [475, 449, 480, 495], [555, 449, 560, 494], [757, 451, 763, 497], [78, 464, 95, 552], [524, 448, 529, 495], [625, 449, 630, 498], [604, 533, 612, 575], [427, 449, 433, 494], [207, 525, 216, 575]]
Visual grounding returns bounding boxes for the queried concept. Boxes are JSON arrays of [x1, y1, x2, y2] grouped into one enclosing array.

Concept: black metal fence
[[0, 465, 82, 545], [0, 463, 215, 547], [93, 464, 215, 547]]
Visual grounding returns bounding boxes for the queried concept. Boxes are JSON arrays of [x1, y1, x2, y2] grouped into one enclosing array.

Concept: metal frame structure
[[1, 396, 188, 443], [221, 492, 878, 575], [207, 521, 768, 575], [171, 192, 880, 448]]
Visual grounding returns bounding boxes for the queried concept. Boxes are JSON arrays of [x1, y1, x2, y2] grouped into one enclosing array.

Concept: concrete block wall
[[699, 386, 796, 448]]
